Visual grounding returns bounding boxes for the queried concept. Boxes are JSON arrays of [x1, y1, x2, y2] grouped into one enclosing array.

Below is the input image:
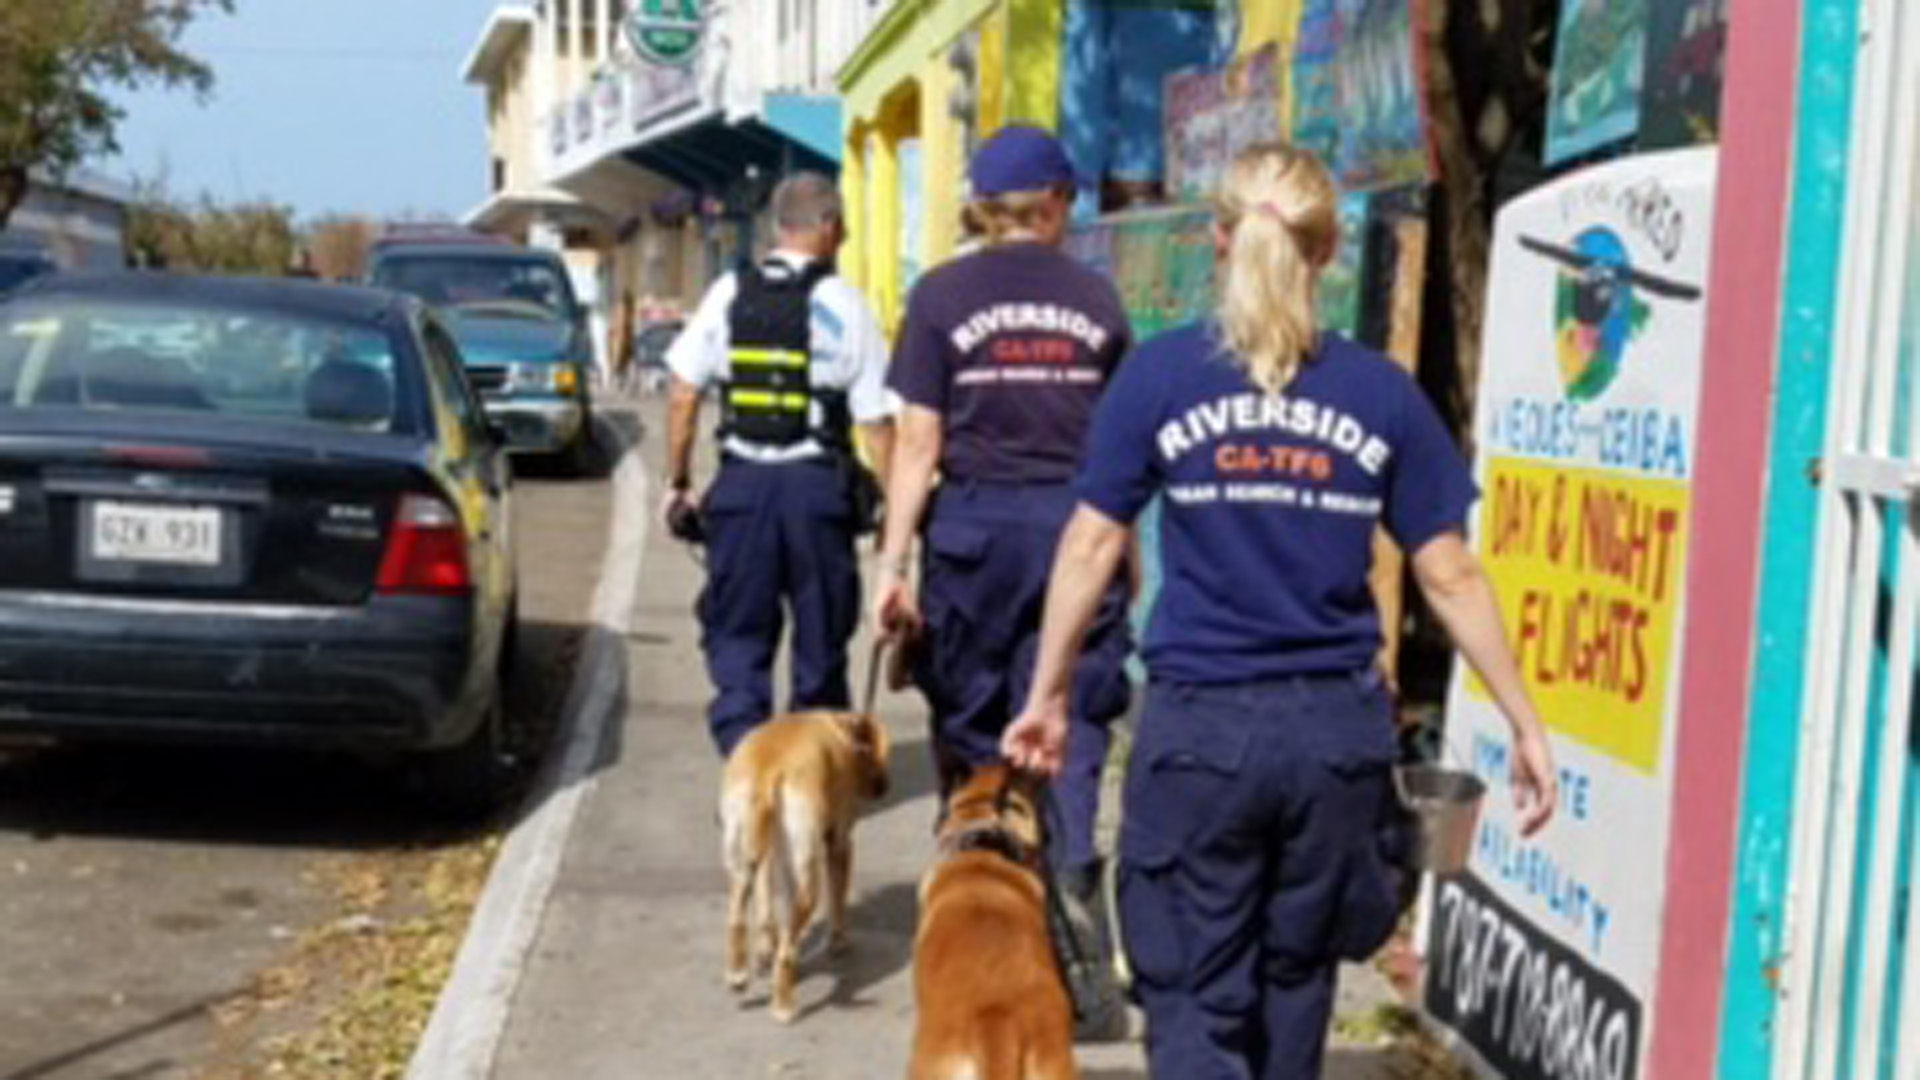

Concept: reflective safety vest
[[720, 259, 851, 451]]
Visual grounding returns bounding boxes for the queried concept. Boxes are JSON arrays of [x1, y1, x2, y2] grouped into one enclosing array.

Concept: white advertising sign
[[1422, 147, 1719, 1080]]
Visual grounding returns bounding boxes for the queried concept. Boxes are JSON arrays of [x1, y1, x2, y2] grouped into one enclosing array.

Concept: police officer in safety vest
[[665, 172, 897, 757]]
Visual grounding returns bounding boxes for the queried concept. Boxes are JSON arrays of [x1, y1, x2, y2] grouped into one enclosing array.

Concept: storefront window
[[897, 137, 923, 301]]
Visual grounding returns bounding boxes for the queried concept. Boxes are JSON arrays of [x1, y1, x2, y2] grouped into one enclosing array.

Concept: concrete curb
[[406, 417, 650, 1080]]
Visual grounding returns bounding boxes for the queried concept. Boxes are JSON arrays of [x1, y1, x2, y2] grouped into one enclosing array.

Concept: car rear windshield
[[373, 255, 574, 321], [0, 298, 414, 435]]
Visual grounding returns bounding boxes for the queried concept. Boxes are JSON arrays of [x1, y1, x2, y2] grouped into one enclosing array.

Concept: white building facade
[[465, 0, 891, 336]]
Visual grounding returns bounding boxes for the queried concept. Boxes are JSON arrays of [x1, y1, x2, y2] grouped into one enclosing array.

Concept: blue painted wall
[[1058, 0, 1224, 218], [1718, 0, 1863, 1070]]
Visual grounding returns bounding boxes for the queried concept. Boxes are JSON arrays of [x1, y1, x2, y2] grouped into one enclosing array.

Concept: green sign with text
[[626, 0, 703, 67]]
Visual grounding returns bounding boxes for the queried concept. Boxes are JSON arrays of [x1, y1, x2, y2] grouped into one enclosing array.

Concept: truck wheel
[[558, 417, 596, 477]]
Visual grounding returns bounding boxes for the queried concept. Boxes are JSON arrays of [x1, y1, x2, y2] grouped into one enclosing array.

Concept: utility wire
[[195, 44, 465, 61]]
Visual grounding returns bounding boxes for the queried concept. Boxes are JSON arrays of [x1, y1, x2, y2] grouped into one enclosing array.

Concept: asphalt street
[[0, 429, 623, 1080]]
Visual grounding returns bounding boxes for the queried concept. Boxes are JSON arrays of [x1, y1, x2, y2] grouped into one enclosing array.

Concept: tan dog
[[719, 710, 892, 1023], [910, 764, 1078, 1080]]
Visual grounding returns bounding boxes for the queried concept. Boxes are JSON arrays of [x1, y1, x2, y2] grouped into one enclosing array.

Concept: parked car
[[368, 223, 510, 260], [0, 245, 57, 296], [0, 273, 517, 814], [368, 242, 595, 473]]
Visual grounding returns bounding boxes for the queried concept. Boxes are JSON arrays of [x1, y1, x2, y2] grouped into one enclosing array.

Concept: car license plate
[[90, 502, 223, 567]]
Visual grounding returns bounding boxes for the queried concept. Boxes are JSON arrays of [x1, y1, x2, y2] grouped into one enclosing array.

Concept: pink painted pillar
[[1649, 0, 1805, 1076]]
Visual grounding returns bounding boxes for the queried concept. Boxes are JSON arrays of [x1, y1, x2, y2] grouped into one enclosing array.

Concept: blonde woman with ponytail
[[1004, 143, 1558, 1078]]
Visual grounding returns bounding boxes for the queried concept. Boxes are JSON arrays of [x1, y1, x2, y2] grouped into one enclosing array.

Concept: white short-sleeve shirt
[[667, 250, 898, 463]]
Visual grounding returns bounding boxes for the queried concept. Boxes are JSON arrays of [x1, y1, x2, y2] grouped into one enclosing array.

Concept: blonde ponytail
[[1214, 144, 1340, 395]]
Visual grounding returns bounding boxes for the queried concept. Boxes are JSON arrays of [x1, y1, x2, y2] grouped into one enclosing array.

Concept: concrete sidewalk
[[490, 409, 1425, 1078]]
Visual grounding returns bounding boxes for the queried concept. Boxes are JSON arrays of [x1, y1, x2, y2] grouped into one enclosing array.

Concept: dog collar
[[936, 821, 1044, 873]]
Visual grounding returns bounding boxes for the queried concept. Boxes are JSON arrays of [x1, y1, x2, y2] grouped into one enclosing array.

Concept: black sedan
[[0, 273, 516, 813]]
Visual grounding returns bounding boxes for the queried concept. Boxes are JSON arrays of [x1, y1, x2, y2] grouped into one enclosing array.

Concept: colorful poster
[[1164, 46, 1284, 205], [1318, 192, 1372, 338], [1545, 0, 1651, 165], [1638, 0, 1730, 150], [1063, 220, 1115, 282], [1331, 0, 1431, 190], [1238, 0, 1307, 124], [1067, 207, 1215, 339], [1291, 0, 1343, 168], [1291, 0, 1432, 191], [1421, 148, 1718, 1080]]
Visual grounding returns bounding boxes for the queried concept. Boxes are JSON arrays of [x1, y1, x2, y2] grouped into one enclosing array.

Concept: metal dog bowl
[[1394, 764, 1487, 875]]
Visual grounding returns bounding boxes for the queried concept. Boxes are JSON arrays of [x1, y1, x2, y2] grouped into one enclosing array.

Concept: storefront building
[[836, 1, 1915, 1077], [465, 0, 883, 363], [0, 169, 131, 272]]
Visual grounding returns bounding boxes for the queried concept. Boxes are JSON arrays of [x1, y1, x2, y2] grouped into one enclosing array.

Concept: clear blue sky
[[112, 0, 504, 223]]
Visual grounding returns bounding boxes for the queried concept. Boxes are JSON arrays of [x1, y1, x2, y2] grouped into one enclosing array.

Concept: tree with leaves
[[0, 0, 230, 231], [304, 215, 381, 281], [129, 182, 299, 276]]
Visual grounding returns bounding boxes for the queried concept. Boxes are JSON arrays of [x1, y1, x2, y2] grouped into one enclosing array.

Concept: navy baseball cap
[[969, 125, 1079, 197]]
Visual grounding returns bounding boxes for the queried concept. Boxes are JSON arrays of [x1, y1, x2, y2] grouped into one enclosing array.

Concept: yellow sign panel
[[1468, 455, 1690, 773]]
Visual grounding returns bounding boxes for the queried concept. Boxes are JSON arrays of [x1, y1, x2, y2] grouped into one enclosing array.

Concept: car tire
[[414, 693, 511, 822], [557, 416, 596, 477]]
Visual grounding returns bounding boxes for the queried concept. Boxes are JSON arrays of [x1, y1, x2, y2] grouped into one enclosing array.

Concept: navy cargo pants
[[699, 459, 860, 756], [1119, 674, 1412, 1079], [916, 482, 1133, 873]]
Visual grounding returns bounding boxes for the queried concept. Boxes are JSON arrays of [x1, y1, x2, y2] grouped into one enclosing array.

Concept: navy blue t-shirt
[[889, 243, 1132, 484], [1077, 324, 1477, 685]]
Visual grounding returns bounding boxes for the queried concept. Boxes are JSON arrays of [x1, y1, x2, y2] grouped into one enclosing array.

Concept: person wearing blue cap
[[872, 125, 1135, 1038]]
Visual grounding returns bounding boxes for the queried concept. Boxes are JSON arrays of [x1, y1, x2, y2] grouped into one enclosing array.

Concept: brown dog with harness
[[909, 763, 1079, 1080]]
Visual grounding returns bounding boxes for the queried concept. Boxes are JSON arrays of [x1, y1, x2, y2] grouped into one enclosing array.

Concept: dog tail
[[722, 778, 780, 895], [742, 781, 780, 876]]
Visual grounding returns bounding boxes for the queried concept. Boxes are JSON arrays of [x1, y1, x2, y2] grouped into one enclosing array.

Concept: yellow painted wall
[[1002, 0, 1062, 128], [871, 88, 918, 331], [1240, 0, 1305, 130], [837, 0, 1069, 328], [918, 59, 963, 269], [839, 0, 999, 125], [977, 6, 1009, 136], [841, 123, 869, 291]]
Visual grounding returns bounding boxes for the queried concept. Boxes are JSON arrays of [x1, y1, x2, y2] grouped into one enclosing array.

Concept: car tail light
[[377, 494, 472, 595]]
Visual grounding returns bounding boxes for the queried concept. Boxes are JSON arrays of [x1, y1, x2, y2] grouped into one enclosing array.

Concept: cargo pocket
[[919, 518, 993, 624], [1326, 763, 1408, 962], [1116, 715, 1249, 988], [1117, 826, 1187, 990], [1324, 686, 1406, 963], [924, 517, 990, 565]]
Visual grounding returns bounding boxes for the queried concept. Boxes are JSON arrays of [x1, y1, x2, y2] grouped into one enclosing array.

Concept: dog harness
[[935, 819, 1046, 873], [721, 260, 853, 451]]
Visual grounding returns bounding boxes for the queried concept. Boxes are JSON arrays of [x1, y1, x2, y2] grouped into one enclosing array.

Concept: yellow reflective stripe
[[728, 389, 810, 411], [730, 348, 808, 368]]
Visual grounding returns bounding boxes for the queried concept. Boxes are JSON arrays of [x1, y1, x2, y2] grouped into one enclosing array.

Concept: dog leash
[[861, 637, 888, 718], [1033, 781, 1099, 1009]]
